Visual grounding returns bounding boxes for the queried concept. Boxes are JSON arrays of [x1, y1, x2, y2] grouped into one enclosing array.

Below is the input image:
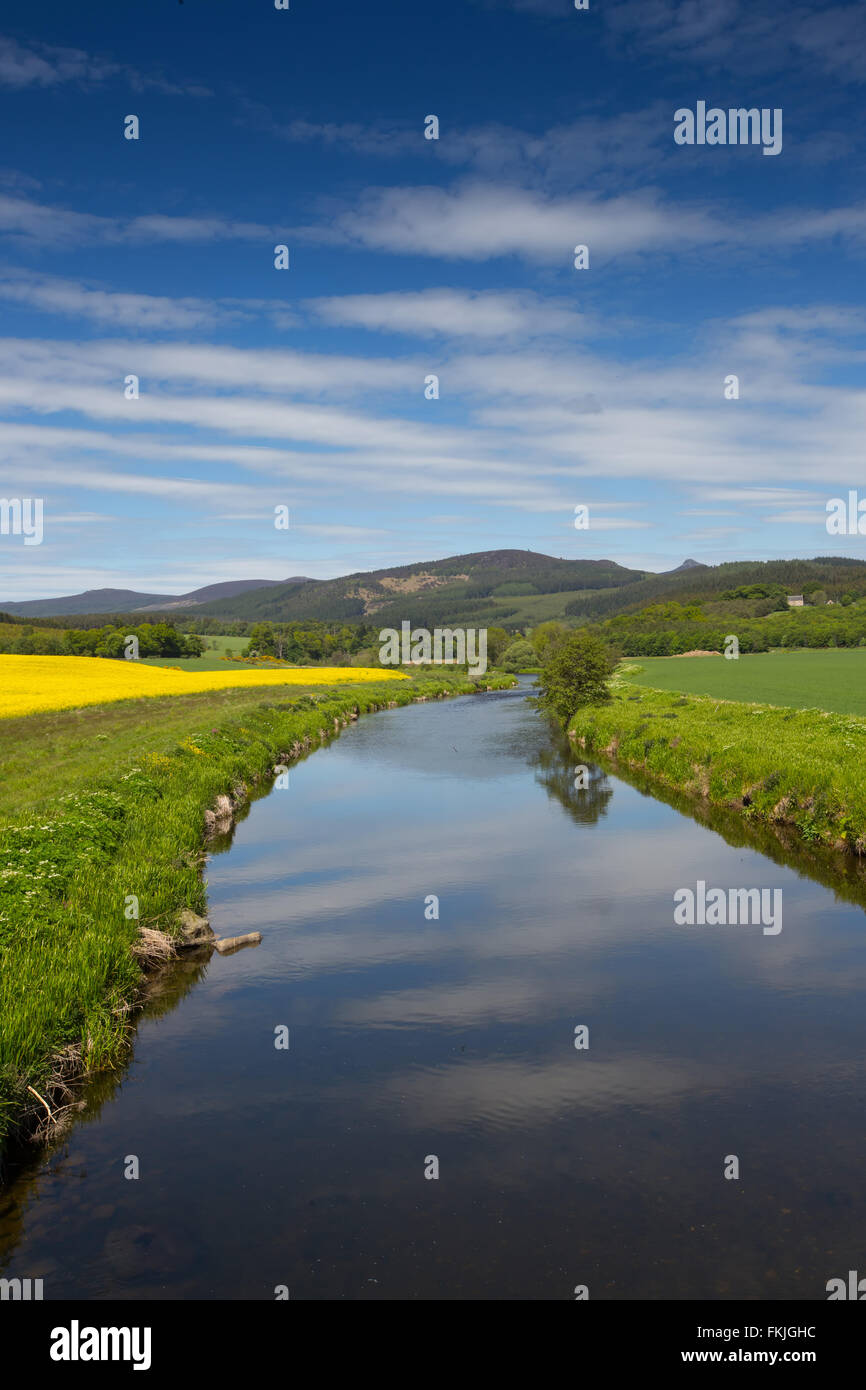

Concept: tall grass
[[569, 680, 866, 854]]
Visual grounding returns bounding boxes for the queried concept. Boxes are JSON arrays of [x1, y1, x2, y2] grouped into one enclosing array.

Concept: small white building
[[786, 595, 804, 607]]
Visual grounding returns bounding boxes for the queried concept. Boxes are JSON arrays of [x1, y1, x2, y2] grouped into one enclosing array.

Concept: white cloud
[[238, 103, 421, 156], [0, 336, 419, 397], [0, 194, 269, 245], [602, 0, 866, 83], [123, 214, 268, 243], [1, 302, 864, 576], [331, 182, 719, 262], [245, 101, 676, 188], [0, 35, 111, 87], [319, 182, 866, 265], [0, 33, 210, 95], [0, 270, 305, 332], [6, 181, 866, 269], [0, 270, 221, 331], [309, 287, 587, 338]]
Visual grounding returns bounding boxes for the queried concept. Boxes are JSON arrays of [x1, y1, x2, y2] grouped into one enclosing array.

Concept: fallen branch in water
[[214, 932, 263, 955], [26, 1084, 52, 1121]]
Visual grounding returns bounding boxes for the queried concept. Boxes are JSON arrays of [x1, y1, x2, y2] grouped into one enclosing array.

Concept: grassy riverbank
[[0, 669, 514, 1155], [569, 679, 866, 855]]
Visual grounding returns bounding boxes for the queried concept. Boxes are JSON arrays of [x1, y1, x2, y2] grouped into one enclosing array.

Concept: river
[[2, 678, 865, 1299]]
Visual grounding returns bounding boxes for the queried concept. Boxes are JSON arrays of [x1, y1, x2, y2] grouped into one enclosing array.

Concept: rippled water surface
[[2, 680, 866, 1299]]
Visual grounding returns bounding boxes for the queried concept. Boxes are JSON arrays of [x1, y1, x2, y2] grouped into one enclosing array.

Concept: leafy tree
[[147, 622, 184, 655], [95, 630, 128, 658], [486, 626, 510, 664], [500, 638, 536, 672], [535, 629, 617, 723], [134, 625, 163, 657], [530, 620, 569, 662], [244, 622, 277, 657]]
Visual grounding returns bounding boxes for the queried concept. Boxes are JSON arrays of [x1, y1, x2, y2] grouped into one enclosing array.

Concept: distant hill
[[0, 588, 176, 617], [3, 551, 645, 624], [133, 578, 313, 611], [192, 550, 647, 625], [0, 578, 303, 618], [10, 553, 866, 629], [661, 558, 705, 575], [11, 555, 866, 629]]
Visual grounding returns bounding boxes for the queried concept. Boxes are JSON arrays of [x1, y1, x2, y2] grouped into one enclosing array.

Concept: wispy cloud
[[0, 33, 210, 95], [242, 101, 678, 189], [316, 181, 866, 264], [1, 304, 865, 533], [603, 0, 866, 83], [0, 194, 270, 246], [476, 0, 866, 84], [0, 269, 301, 332], [0, 269, 222, 331], [309, 288, 588, 339]]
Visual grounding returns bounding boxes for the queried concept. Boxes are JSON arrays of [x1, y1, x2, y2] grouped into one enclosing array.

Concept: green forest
[[599, 585, 866, 655]]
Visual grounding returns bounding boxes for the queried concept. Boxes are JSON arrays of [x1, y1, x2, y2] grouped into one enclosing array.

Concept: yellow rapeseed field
[[0, 654, 408, 719]]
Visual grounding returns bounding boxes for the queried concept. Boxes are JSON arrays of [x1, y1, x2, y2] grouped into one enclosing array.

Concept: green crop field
[[626, 648, 866, 716], [140, 634, 252, 671]]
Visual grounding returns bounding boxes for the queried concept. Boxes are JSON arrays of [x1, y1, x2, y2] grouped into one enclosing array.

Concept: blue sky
[[2, 0, 866, 599]]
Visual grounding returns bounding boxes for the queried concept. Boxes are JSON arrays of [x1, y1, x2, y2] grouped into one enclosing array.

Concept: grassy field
[[140, 655, 259, 670], [203, 635, 248, 654], [0, 665, 514, 1154], [0, 680, 357, 813], [627, 649, 866, 716], [570, 677, 866, 859], [141, 634, 250, 671]]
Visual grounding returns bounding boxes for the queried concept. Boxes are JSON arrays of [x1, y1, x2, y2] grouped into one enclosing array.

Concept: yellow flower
[[146, 753, 173, 771], [0, 655, 408, 719]]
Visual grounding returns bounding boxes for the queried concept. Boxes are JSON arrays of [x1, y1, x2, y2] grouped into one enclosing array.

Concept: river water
[[2, 679, 866, 1299]]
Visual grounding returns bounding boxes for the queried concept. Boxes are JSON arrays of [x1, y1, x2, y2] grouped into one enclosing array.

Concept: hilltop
[[190, 550, 646, 627], [0, 578, 310, 618]]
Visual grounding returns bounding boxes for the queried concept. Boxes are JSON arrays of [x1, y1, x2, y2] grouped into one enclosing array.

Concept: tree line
[[0, 621, 204, 658], [601, 597, 866, 655]]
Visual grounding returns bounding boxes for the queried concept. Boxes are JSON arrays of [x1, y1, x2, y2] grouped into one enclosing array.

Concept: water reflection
[[533, 730, 615, 825], [2, 680, 866, 1300]]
